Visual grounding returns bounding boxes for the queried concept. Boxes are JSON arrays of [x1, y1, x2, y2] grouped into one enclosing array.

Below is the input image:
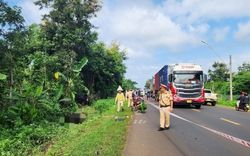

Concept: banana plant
[[6, 85, 47, 124], [55, 57, 89, 102]]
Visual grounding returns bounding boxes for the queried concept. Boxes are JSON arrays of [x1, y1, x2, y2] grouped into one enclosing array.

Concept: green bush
[[0, 121, 66, 155], [0, 98, 117, 155], [93, 98, 116, 114]]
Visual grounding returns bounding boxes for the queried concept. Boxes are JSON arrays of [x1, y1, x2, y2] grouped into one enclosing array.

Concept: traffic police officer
[[158, 84, 173, 131], [127, 89, 133, 107], [115, 86, 125, 112]]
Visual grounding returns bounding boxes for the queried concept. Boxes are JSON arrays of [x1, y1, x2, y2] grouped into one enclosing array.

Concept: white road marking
[[133, 120, 147, 124]]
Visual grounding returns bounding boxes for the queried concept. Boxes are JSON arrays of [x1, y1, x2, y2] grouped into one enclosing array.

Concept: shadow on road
[[173, 105, 201, 109]]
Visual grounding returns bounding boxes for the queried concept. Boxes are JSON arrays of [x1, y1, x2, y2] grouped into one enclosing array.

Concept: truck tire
[[212, 102, 216, 106], [195, 105, 201, 109]]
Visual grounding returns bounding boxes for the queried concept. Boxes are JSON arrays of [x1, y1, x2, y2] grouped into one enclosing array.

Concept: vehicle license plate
[[187, 100, 192, 103]]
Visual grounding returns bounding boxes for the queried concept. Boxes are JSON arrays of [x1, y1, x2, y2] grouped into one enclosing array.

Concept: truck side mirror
[[168, 74, 173, 82], [204, 74, 208, 82]]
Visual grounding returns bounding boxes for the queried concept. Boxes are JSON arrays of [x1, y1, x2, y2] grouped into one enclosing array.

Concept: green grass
[[216, 99, 237, 108], [32, 100, 133, 156]]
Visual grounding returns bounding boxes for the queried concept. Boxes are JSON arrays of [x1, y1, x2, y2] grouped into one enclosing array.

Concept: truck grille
[[175, 84, 202, 98]]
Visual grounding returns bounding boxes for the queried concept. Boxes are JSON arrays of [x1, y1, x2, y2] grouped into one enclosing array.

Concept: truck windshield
[[173, 73, 203, 84]]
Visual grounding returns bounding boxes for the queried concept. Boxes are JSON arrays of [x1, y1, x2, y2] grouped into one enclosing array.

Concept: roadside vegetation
[[0, 1, 137, 155], [32, 99, 133, 156], [204, 62, 250, 107]]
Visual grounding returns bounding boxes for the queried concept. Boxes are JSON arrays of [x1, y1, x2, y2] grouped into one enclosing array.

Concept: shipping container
[[158, 65, 168, 90], [154, 72, 159, 91], [149, 79, 153, 90]]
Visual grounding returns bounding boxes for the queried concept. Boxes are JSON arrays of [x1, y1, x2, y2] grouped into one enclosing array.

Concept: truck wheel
[[212, 102, 216, 106], [195, 105, 201, 109], [173, 103, 176, 108]]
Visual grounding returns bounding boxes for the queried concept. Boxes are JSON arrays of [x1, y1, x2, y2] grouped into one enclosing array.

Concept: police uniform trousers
[[128, 98, 132, 107], [117, 101, 124, 112], [160, 106, 170, 128]]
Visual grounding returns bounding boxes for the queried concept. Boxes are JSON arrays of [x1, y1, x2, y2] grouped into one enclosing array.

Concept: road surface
[[123, 99, 250, 156]]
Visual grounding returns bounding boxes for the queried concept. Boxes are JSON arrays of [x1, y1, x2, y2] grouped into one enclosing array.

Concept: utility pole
[[230, 55, 233, 101], [201, 40, 233, 100]]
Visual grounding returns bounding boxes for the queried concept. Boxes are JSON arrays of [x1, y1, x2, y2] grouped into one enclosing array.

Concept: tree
[[122, 78, 138, 91], [83, 41, 128, 98], [144, 79, 150, 89], [208, 62, 229, 82], [238, 62, 250, 74], [34, 0, 104, 95], [0, 1, 27, 105], [233, 72, 250, 95], [34, 0, 101, 60]]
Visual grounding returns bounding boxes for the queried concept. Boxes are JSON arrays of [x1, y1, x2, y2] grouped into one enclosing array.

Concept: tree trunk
[[9, 68, 13, 105], [87, 73, 95, 94]]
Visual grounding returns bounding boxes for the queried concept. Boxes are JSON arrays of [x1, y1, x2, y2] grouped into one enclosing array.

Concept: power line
[[201, 40, 226, 64], [201, 40, 233, 101]]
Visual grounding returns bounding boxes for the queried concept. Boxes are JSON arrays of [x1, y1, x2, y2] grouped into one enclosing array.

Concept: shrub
[[93, 98, 115, 114], [217, 99, 237, 107]]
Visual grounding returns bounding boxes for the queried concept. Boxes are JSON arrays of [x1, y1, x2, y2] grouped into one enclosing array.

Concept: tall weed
[[93, 98, 115, 114]]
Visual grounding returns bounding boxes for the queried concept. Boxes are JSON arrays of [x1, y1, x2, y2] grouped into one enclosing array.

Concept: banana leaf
[[58, 72, 68, 81], [37, 103, 53, 110], [0, 73, 7, 80], [59, 98, 71, 102], [73, 57, 88, 73], [55, 84, 64, 101], [35, 86, 43, 98]]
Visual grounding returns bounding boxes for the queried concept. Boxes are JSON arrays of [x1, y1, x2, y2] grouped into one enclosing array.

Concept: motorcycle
[[235, 100, 249, 112]]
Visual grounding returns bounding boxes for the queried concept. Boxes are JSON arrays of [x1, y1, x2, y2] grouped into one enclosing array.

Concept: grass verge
[[216, 99, 237, 108], [32, 99, 133, 156]]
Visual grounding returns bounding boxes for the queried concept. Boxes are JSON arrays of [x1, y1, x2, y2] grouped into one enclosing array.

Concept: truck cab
[[168, 63, 207, 109]]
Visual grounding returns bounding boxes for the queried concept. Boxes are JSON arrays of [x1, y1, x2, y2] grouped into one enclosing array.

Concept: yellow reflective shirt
[[116, 93, 125, 101]]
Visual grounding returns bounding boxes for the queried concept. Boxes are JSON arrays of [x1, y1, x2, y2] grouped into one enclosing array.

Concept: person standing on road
[[125, 90, 129, 101], [115, 86, 125, 112], [146, 91, 150, 102], [158, 84, 173, 131], [127, 89, 133, 108]]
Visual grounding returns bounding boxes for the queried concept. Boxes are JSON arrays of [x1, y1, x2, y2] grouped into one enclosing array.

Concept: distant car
[[140, 90, 145, 97], [204, 89, 218, 106]]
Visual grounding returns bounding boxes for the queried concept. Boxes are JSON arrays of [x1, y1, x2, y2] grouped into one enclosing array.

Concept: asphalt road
[[123, 99, 250, 156]]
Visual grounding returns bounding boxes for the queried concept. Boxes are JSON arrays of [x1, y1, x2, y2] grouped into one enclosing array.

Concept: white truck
[[204, 89, 218, 106]]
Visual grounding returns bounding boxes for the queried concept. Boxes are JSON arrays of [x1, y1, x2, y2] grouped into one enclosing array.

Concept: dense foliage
[[122, 78, 138, 91], [205, 62, 250, 100], [0, 1, 137, 155]]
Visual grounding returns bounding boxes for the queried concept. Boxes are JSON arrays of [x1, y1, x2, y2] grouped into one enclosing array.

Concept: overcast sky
[[8, 0, 250, 88]]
